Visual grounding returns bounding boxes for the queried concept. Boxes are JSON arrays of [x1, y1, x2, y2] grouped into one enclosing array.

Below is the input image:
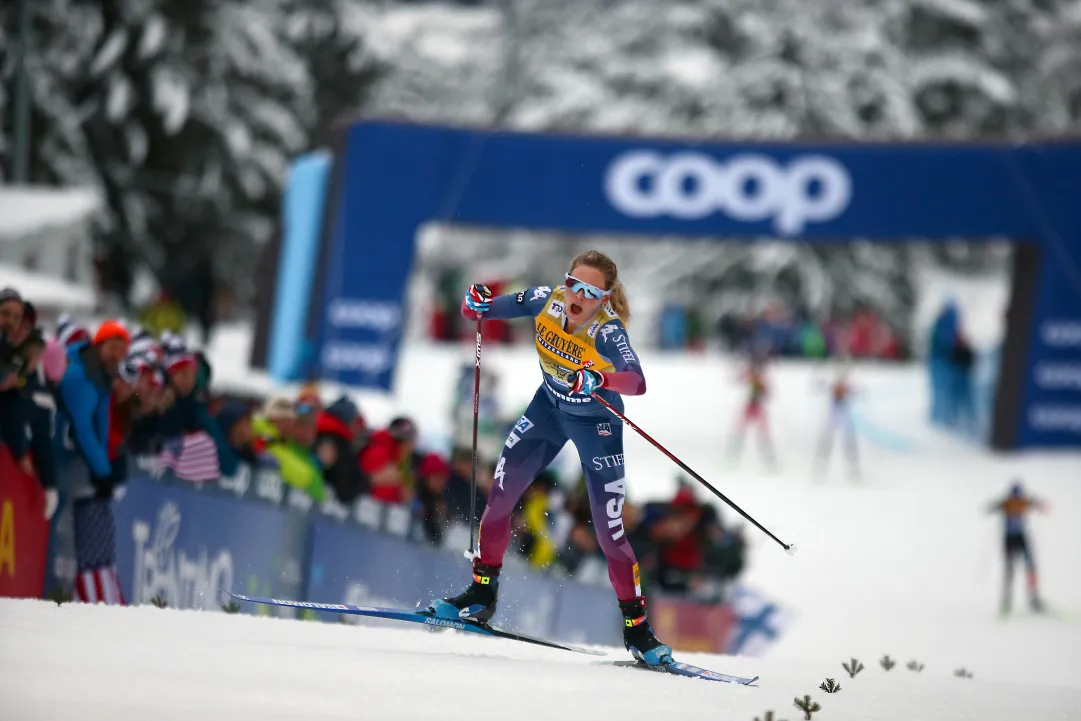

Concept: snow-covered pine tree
[[1, 0, 383, 311]]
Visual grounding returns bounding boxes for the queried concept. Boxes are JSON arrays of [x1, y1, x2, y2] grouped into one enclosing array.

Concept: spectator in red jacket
[[315, 396, 368, 504], [359, 416, 418, 505]]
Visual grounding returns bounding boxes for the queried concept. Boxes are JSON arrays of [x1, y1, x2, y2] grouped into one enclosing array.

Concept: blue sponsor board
[[111, 475, 303, 614], [304, 519, 621, 646]]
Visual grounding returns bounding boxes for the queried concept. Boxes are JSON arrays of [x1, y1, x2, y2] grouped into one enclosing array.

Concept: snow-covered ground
[[2, 596, 1079, 721], [3, 326, 1079, 720]]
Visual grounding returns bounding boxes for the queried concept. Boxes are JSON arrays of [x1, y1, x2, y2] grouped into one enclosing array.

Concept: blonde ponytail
[[608, 281, 631, 325], [568, 249, 630, 324]]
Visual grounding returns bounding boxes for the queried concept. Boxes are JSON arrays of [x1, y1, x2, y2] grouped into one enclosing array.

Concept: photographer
[[0, 288, 32, 473]]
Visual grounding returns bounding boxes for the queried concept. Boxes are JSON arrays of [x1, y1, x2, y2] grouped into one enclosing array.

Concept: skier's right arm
[[460, 284, 552, 321]]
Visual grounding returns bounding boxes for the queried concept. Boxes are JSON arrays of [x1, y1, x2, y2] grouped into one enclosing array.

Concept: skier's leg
[[567, 415, 672, 665], [428, 389, 566, 622], [727, 408, 749, 461], [814, 415, 833, 474], [843, 408, 860, 478], [1020, 535, 1042, 611], [1002, 536, 1018, 614], [756, 409, 778, 470]]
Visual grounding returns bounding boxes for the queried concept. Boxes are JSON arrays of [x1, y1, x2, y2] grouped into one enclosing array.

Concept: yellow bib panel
[[533, 286, 617, 390]]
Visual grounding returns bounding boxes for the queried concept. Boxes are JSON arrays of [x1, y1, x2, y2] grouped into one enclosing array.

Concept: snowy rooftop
[[0, 186, 101, 241], [0, 263, 96, 310]]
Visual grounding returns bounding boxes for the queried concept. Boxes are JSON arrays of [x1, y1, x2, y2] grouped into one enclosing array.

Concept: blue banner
[[304, 519, 621, 646], [41, 462, 775, 652], [111, 476, 303, 615], [304, 121, 1080, 448]]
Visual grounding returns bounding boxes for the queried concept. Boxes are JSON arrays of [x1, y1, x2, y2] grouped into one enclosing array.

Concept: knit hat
[[215, 401, 252, 436], [57, 314, 91, 346], [262, 396, 297, 420], [21, 301, 37, 328], [117, 355, 141, 385], [161, 335, 196, 373], [297, 382, 322, 408], [0, 287, 22, 305], [388, 416, 417, 442], [93, 320, 131, 346], [418, 453, 449, 478], [325, 395, 360, 427], [129, 325, 161, 361]]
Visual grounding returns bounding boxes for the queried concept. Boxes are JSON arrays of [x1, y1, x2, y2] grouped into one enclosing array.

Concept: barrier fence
[[10, 455, 781, 655]]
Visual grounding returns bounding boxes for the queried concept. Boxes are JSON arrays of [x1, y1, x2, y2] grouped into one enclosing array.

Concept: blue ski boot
[[427, 560, 500, 623], [620, 597, 673, 666]]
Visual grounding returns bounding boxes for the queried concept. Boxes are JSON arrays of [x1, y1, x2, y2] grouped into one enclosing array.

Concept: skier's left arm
[[585, 319, 647, 396]]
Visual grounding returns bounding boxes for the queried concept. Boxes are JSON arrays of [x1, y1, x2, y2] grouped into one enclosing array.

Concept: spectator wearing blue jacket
[[57, 320, 131, 497]]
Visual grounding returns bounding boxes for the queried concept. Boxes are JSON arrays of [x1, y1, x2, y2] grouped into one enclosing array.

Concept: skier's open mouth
[[569, 303, 583, 316]]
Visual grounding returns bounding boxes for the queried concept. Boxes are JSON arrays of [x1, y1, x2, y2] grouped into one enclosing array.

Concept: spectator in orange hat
[[56, 319, 130, 496]]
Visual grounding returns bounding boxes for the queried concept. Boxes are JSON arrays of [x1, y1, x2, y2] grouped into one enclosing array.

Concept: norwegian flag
[[155, 431, 222, 482]]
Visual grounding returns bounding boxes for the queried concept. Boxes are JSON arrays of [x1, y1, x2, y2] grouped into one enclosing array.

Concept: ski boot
[[427, 560, 500, 624], [620, 597, 673, 666]]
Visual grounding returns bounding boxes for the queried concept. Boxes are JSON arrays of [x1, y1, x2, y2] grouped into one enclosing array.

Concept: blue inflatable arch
[[261, 120, 1081, 450]]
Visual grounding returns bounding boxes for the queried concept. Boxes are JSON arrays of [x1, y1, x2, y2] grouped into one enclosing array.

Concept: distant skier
[[426, 250, 674, 666], [987, 481, 1047, 615], [726, 354, 777, 470], [813, 365, 859, 479]]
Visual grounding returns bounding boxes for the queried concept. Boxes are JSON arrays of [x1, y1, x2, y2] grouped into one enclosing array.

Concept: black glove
[[92, 474, 116, 500]]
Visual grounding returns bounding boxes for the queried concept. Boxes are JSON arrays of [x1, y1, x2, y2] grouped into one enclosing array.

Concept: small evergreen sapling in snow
[[880, 654, 897, 670], [907, 660, 925, 672], [150, 595, 168, 609], [753, 713, 787, 721], [819, 678, 841, 693], [842, 657, 864, 677], [793, 695, 821, 720], [954, 668, 974, 679], [49, 584, 73, 606]]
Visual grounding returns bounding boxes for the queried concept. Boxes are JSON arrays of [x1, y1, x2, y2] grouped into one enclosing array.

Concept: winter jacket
[[153, 387, 239, 477], [359, 430, 417, 503], [56, 342, 113, 481], [315, 411, 368, 504], [251, 415, 327, 501], [23, 367, 58, 489]]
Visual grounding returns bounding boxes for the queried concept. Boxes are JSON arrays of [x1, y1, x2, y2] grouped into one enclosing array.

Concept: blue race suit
[[470, 285, 646, 601]]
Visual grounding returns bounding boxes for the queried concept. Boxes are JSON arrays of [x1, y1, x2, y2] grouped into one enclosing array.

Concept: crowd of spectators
[[680, 302, 906, 360], [428, 272, 906, 362], [1, 283, 747, 604]]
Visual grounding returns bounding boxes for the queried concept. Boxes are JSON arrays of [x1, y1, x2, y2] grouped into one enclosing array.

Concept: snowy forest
[[2, 0, 1081, 348]]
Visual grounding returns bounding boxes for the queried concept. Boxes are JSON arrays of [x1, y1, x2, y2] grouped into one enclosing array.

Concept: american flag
[[155, 431, 222, 483], [72, 497, 126, 606], [76, 566, 126, 605]]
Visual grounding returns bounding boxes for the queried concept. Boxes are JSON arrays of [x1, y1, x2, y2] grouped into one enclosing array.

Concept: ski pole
[[591, 392, 797, 555], [465, 319, 483, 560]]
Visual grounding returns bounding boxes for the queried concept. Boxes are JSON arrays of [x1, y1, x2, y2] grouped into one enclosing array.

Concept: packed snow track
[[1, 599, 1078, 721]]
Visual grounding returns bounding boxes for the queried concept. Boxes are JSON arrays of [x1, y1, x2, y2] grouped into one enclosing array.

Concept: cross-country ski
[[223, 591, 606, 657]]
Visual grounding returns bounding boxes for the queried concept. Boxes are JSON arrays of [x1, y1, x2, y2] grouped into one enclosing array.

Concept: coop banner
[[309, 122, 1080, 448], [112, 475, 304, 614]]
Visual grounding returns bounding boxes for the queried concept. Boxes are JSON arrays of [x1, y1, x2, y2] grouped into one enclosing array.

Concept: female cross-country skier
[[726, 354, 777, 470], [426, 250, 673, 665], [813, 365, 859, 479]]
